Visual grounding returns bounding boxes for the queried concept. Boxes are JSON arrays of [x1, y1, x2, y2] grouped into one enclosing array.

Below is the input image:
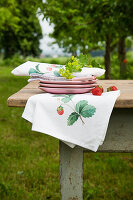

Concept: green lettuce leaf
[[78, 54, 90, 65]]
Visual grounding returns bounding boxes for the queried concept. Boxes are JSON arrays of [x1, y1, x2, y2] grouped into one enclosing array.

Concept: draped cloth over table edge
[[22, 91, 120, 152]]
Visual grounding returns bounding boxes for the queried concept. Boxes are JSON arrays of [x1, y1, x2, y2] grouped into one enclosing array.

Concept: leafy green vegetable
[[91, 60, 101, 68], [59, 56, 82, 79], [78, 54, 90, 66], [59, 54, 101, 79], [67, 112, 79, 126]]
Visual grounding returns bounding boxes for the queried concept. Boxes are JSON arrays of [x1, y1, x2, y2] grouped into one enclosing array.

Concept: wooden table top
[[7, 80, 133, 108]]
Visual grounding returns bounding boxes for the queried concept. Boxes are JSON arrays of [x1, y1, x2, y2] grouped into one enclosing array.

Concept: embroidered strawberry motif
[[57, 106, 64, 115], [95, 85, 104, 92], [92, 87, 102, 96], [52, 64, 57, 67], [107, 86, 118, 92], [48, 67, 52, 71]]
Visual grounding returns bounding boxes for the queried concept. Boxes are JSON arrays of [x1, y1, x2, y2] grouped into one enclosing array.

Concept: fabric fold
[[22, 91, 120, 152]]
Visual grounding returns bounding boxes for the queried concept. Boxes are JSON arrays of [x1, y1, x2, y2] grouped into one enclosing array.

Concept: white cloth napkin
[[22, 91, 120, 152]]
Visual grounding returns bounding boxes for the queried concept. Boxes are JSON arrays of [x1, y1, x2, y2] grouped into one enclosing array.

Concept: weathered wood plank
[[7, 80, 43, 107], [60, 141, 83, 200], [7, 80, 133, 108], [7, 88, 43, 107]]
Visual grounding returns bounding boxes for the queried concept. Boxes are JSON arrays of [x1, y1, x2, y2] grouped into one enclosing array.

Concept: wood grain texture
[[7, 80, 133, 108]]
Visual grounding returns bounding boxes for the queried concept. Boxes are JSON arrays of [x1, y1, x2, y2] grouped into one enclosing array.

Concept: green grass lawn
[[0, 65, 133, 200]]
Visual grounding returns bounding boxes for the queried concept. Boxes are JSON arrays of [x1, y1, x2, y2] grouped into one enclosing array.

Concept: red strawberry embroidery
[[57, 106, 64, 115], [107, 86, 118, 92], [92, 87, 102, 96], [96, 85, 104, 92], [48, 67, 52, 71], [52, 64, 56, 68]]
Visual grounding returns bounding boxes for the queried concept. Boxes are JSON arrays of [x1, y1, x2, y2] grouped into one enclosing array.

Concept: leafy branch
[[58, 54, 102, 79]]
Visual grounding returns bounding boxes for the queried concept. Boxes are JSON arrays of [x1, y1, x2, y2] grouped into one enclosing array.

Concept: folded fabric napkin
[[28, 73, 97, 83], [11, 61, 64, 76], [22, 91, 120, 152], [11, 61, 105, 81], [28, 67, 105, 82], [28, 72, 67, 82]]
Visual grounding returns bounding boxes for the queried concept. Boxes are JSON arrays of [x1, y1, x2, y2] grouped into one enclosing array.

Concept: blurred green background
[[0, 0, 133, 199]]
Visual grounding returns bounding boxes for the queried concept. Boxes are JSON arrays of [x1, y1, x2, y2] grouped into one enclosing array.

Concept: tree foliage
[[0, 0, 43, 58], [42, 0, 133, 79]]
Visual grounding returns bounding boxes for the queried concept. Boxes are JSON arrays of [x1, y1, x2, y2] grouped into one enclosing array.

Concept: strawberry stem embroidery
[[53, 95, 96, 126], [79, 115, 85, 125], [60, 103, 75, 112]]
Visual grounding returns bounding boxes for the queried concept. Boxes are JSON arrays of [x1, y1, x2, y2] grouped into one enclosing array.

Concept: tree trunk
[[118, 37, 126, 79], [72, 50, 77, 57], [104, 35, 111, 79], [82, 45, 86, 55]]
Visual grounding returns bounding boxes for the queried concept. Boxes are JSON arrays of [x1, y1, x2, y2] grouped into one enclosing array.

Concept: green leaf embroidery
[[80, 105, 96, 118], [29, 65, 44, 75], [56, 65, 64, 68], [67, 94, 74, 98], [35, 64, 40, 72], [62, 97, 71, 103], [54, 70, 61, 77], [54, 94, 96, 126], [29, 68, 39, 75], [75, 100, 88, 114], [53, 94, 66, 97], [61, 94, 74, 103], [67, 112, 79, 126]]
